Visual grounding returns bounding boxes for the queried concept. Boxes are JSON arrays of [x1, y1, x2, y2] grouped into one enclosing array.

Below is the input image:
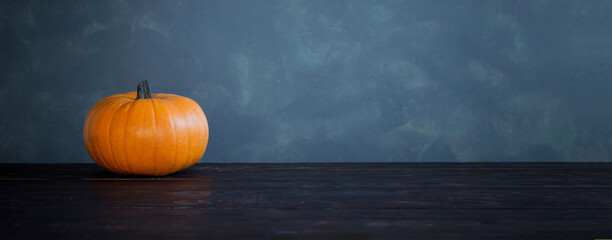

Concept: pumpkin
[[83, 80, 209, 176]]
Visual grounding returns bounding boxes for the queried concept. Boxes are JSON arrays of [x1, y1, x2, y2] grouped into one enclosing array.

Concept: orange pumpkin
[[83, 80, 209, 176]]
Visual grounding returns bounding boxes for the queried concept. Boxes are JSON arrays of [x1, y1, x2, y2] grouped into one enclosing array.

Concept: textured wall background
[[1, 0, 612, 163]]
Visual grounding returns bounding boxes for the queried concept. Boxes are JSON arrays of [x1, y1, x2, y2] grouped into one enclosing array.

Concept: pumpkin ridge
[[87, 98, 122, 173], [166, 100, 179, 175], [164, 98, 192, 172], [103, 99, 125, 175], [88, 98, 119, 170], [122, 100, 137, 175], [176, 97, 208, 169], [150, 99, 159, 176], [182, 100, 203, 169], [186, 98, 209, 166], [108, 100, 132, 175]]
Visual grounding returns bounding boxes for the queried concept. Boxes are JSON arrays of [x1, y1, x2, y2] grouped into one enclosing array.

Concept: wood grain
[[1, 163, 612, 239]]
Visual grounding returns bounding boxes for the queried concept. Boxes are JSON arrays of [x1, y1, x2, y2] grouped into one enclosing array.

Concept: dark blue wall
[[2, 0, 612, 162]]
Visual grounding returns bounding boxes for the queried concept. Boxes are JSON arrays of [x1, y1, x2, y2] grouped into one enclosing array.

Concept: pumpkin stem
[[136, 80, 153, 99]]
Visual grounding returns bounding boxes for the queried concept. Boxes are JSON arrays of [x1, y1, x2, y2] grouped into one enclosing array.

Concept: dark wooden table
[[1, 163, 612, 239]]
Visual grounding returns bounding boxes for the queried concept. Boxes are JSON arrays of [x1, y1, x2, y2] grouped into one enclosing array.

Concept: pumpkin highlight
[[84, 80, 209, 176]]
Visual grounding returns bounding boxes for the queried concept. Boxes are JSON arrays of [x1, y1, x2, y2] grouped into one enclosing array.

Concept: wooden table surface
[[1, 163, 612, 239]]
